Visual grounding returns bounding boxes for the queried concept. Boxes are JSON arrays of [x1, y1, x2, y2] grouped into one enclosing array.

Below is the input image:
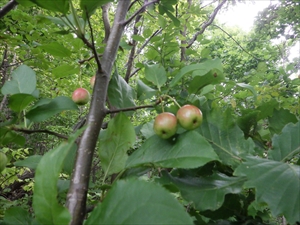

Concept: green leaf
[[0, 127, 26, 146], [268, 108, 298, 135], [256, 98, 279, 120], [14, 155, 42, 170], [165, 9, 180, 27], [107, 71, 136, 115], [26, 96, 78, 122], [126, 131, 219, 169], [1, 65, 36, 95], [23, 0, 69, 14], [136, 79, 157, 100], [234, 157, 300, 224], [8, 94, 36, 112], [33, 129, 84, 225], [270, 120, 300, 162], [99, 113, 136, 176], [170, 59, 223, 87], [144, 63, 167, 88], [198, 106, 255, 167], [161, 171, 245, 211], [3, 206, 32, 225], [39, 43, 71, 57], [85, 179, 194, 225], [52, 64, 80, 78], [236, 83, 257, 101], [80, 0, 112, 19], [132, 35, 145, 42]]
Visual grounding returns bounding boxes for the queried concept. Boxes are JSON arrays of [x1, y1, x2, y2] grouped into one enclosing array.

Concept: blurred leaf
[[268, 108, 298, 135], [144, 63, 167, 88], [0, 127, 26, 146], [14, 155, 42, 170], [126, 131, 219, 169], [236, 83, 257, 101], [19, 0, 69, 14], [26, 96, 78, 122], [270, 120, 300, 161], [140, 121, 155, 138], [137, 79, 157, 100], [80, 0, 112, 19], [1, 65, 36, 95], [234, 157, 300, 224], [39, 43, 71, 57], [62, 143, 77, 175], [107, 71, 136, 115], [256, 99, 279, 120], [52, 64, 80, 78], [85, 179, 194, 225], [170, 58, 223, 87], [99, 113, 136, 176], [3, 206, 32, 225], [33, 129, 84, 225], [8, 94, 36, 112], [161, 171, 245, 211]]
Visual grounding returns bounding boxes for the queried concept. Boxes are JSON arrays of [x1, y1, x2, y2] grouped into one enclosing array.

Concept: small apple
[[90, 75, 96, 88], [153, 112, 177, 139], [72, 88, 90, 105], [176, 105, 203, 130], [0, 151, 8, 172]]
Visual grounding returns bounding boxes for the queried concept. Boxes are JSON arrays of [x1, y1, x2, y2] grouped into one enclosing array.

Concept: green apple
[[153, 112, 177, 139], [72, 88, 90, 105], [176, 105, 203, 130], [0, 151, 8, 172]]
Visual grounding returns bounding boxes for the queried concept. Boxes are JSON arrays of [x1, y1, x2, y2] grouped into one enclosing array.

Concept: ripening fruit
[[72, 88, 90, 105], [153, 112, 177, 139], [176, 105, 203, 130], [90, 75, 96, 88], [0, 152, 8, 172]]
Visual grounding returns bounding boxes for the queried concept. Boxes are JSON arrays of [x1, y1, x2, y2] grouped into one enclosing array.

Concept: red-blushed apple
[[176, 105, 203, 130], [72, 88, 90, 105], [90, 75, 95, 88], [153, 112, 177, 139]]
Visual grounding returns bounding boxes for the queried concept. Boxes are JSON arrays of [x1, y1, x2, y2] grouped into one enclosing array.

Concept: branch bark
[[0, 0, 18, 19], [66, 1, 131, 225], [101, 2, 111, 43], [10, 127, 68, 140], [186, 0, 227, 48]]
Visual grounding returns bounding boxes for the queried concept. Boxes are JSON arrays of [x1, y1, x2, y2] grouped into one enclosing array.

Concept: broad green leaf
[[256, 98, 279, 120], [85, 179, 194, 225], [1, 65, 36, 95], [21, 0, 69, 14], [39, 43, 71, 57], [268, 108, 298, 135], [8, 94, 36, 112], [198, 106, 255, 167], [3, 206, 32, 225], [26, 96, 78, 122], [126, 131, 219, 169], [0, 127, 26, 146], [140, 121, 155, 138], [99, 113, 136, 176], [52, 64, 80, 78], [144, 64, 167, 88], [33, 129, 84, 225], [136, 79, 157, 100], [237, 109, 260, 136], [161, 171, 245, 211], [270, 121, 300, 162], [80, 0, 112, 19], [62, 143, 77, 175], [14, 155, 42, 170], [234, 157, 300, 224], [170, 59, 223, 87], [236, 83, 257, 101], [165, 9, 180, 26], [107, 71, 136, 114], [132, 35, 145, 42]]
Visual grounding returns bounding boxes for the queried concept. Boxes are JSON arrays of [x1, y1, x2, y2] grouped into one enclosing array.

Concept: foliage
[[0, 0, 299, 224]]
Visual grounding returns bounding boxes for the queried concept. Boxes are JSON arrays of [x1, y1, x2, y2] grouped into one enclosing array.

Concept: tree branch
[[101, 2, 111, 43], [107, 99, 161, 114], [11, 127, 68, 140], [187, 0, 227, 48], [0, 0, 18, 19], [135, 28, 162, 57]]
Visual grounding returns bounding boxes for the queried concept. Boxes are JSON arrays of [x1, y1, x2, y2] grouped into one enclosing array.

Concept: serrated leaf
[[80, 0, 112, 19], [170, 59, 223, 87], [268, 108, 298, 135], [144, 63, 167, 88], [126, 131, 219, 169], [1, 65, 36, 95], [33, 129, 84, 225], [270, 120, 300, 162], [3, 206, 32, 225], [85, 179, 194, 225], [161, 171, 245, 211], [23, 0, 69, 14], [52, 64, 80, 78], [234, 157, 300, 224], [107, 71, 136, 115], [26, 96, 78, 122], [8, 93, 36, 112], [14, 155, 42, 170], [39, 43, 71, 57], [99, 113, 136, 176]]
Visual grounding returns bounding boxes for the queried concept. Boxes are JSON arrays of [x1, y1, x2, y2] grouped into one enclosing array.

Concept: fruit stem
[[163, 95, 181, 108]]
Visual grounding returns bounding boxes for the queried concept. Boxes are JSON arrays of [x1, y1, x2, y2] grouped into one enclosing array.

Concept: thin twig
[[11, 127, 69, 140], [135, 29, 162, 57], [107, 99, 161, 114]]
